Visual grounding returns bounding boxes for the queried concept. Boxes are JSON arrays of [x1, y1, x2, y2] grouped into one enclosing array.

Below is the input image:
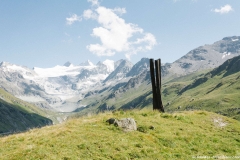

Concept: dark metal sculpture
[[150, 58, 164, 112]]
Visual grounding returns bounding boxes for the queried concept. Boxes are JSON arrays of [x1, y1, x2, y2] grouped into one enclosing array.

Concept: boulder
[[106, 118, 137, 132]]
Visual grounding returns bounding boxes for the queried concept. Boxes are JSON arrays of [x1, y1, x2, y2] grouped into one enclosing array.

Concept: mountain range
[[0, 36, 240, 128]]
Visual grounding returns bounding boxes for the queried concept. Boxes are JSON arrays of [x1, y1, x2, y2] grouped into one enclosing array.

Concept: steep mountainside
[[0, 88, 52, 135], [162, 36, 240, 78], [163, 55, 240, 120], [103, 59, 133, 83], [126, 58, 149, 77]]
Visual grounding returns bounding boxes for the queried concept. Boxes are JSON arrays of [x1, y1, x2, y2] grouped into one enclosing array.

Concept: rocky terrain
[[162, 36, 240, 78]]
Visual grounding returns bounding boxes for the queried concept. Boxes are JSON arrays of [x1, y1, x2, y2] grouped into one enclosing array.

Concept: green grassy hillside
[[0, 110, 239, 159], [74, 80, 153, 117], [164, 55, 240, 121], [0, 88, 53, 134]]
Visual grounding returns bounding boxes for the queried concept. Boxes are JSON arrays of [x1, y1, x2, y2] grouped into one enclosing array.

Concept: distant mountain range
[[0, 36, 239, 114]]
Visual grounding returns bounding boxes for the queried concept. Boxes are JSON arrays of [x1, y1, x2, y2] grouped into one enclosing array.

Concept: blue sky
[[0, 0, 239, 68]]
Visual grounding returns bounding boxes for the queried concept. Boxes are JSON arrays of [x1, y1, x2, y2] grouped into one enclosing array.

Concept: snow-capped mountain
[[126, 58, 149, 77], [0, 60, 116, 112], [79, 60, 94, 66], [103, 59, 133, 83]]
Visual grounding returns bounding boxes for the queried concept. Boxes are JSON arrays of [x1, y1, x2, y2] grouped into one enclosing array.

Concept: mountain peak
[[79, 60, 94, 66], [103, 59, 133, 83], [63, 61, 72, 67], [126, 58, 149, 77], [0, 61, 12, 67]]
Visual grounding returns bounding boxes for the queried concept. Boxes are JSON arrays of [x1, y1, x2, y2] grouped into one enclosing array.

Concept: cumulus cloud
[[213, 4, 233, 14], [66, 14, 82, 25], [82, 1, 157, 60]]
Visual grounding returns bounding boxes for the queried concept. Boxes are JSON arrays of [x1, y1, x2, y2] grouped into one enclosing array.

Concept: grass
[[0, 110, 240, 159], [164, 71, 240, 121]]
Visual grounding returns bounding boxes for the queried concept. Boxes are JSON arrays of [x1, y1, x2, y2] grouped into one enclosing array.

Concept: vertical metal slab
[[155, 59, 161, 111], [149, 59, 157, 110], [158, 59, 164, 112]]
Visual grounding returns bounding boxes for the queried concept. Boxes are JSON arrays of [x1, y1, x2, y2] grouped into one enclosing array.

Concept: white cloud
[[213, 4, 233, 14], [134, 33, 157, 50], [87, 0, 99, 6], [87, 44, 115, 56], [83, 2, 157, 60], [66, 14, 82, 25], [112, 7, 127, 15], [83, 9, 97, 19]]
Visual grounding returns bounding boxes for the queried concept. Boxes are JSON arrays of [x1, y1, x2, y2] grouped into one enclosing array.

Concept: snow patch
[[34, 65, 95, 78], [222, 52, 231, 59], [34, 66, 80, 77], [7, 65, 28, 72], [232, 39, 239, 42]]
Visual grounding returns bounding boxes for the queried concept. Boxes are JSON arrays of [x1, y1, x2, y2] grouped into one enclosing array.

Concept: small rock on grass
[[106, 118, 137, 132]]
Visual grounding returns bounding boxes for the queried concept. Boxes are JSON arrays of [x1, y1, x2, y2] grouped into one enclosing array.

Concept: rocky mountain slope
[[168, 55, 240, 120], [162, 36, 240, 78], [103, 59, 133, 83]]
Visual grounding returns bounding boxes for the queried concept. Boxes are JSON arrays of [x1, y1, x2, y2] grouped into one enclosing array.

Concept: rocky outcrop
[[106, 118, 137, 132]]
